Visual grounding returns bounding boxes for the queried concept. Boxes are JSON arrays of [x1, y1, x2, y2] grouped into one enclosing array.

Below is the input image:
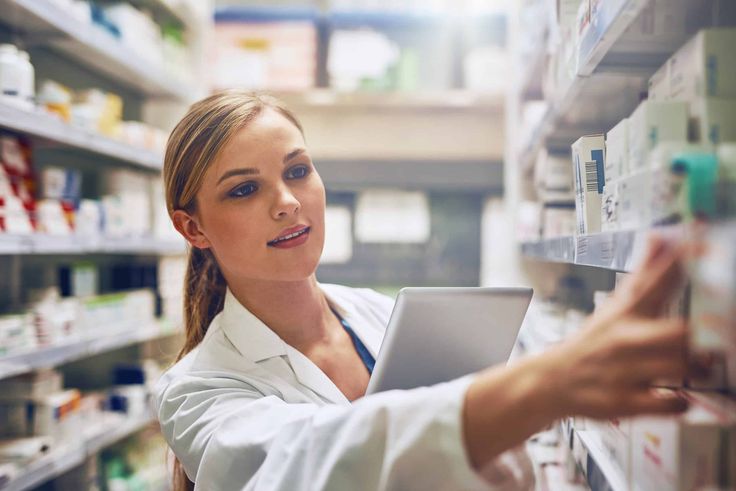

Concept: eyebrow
[[216, 167, 259, 185], [216, 148, 308, 185]]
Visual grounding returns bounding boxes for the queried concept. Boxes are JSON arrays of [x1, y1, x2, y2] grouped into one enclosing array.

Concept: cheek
[[202, 203, 261, 249]]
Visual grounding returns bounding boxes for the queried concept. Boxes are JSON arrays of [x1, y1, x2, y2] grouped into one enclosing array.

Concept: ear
[[171, 209, 212, 250]]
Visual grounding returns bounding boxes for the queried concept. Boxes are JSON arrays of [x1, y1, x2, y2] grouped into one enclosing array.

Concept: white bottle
[[17, 50, 35, 109], [0, 44, 23, 107]]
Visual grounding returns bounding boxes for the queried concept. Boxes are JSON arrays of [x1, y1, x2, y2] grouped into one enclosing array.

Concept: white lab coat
[[154, 283, 534, 491]]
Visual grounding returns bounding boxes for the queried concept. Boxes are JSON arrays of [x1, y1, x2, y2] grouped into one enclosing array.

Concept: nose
[[271, 183, 301, 220]]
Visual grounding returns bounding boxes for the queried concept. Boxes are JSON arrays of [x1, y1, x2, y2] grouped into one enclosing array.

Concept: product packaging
[[605, 118, 629, 184], [689, 223, 736, 392], [689, 98, 736, 145], [571, 134, 605, 234], [627, 100, 688, 172], [650, 28, 736, 103], [630, 390, 732, 491]]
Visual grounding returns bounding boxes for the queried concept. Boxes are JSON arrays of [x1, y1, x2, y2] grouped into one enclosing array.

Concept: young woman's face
[[193, 108, 326, 282]]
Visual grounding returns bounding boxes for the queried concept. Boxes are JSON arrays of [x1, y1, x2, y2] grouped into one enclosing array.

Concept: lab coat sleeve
[[157, 372, 532, 491]]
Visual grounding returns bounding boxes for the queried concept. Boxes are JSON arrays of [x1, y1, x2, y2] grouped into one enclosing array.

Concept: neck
[[226, 274, 337, 349]]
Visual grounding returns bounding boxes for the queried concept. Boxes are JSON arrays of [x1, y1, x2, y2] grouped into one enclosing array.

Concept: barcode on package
[[585, 161, 599, 193]]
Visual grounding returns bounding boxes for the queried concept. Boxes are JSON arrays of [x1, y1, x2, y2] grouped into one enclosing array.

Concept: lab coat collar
[[220, 286, 351, 404], [221, 288, 288, 363]]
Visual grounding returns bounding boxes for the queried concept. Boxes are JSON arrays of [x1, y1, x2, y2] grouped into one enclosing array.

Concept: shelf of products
[[0, 0, 192, 100], [518, 0, 723, 172], [573, 429, 627, 491], [0, 322, 180, 381], [1, 412, 155, 491], [0, 103, 163, 171], [0, 235, 185, 256], [520, 225, 692, 271]]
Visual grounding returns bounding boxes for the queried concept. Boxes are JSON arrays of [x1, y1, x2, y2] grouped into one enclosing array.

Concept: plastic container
[[17, 50, 34, 107], [0, 44, 23, 107]]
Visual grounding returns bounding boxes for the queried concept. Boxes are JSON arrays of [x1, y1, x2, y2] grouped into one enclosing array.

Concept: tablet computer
[[365, 287, 533, 395]]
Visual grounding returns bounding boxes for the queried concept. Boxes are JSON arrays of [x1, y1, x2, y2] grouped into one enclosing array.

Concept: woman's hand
[[547, 235, 703, 420], [462, 234, 709, 471]]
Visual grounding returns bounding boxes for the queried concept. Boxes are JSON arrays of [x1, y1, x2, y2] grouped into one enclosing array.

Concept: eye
[[229, 181, 258, 198], [286, 164, 310, 180]]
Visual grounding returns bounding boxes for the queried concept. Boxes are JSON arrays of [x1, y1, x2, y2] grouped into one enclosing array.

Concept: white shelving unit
[[0, 234, 185, 255], [1, 412, 156, 491], [0, 322, 181, 381], [520, 224, 691, 272], [509, 1, 736, 489], [0, 0, 193, 100], [0, 103, 163, 170], [517, 0, 718, 172], [0, 1, 206, 488]]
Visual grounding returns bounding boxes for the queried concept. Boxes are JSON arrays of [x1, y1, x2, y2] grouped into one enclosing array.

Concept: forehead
[[212, 108, 305, 172]]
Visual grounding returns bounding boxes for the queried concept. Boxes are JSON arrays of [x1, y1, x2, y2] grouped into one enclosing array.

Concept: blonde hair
[[162, 90, 304, 491]]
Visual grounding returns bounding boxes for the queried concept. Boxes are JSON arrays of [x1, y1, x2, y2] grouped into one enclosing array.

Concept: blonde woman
[[156, 91, 701, 491]]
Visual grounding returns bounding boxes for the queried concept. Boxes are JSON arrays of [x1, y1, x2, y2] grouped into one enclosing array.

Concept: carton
[[689, 98, 736, 145], [630, 391, 731, 491], [668, 29, 736, 101], [571, 134, 605, 234], [605, 118, 629, 183], [628, 101, 688, 172], [689, 223, 736, 392]]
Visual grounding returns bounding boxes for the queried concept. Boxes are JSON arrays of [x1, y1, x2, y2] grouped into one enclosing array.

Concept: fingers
[[616, 318, 688, 357], [620, 388, 689, 416], [622, 240, 687, 317]]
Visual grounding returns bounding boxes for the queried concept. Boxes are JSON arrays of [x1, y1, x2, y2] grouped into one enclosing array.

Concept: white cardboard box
[[605, 118, 629, 183], [669, 28, 736, 101], [616, 169, 652, 230], [689, 98, 736, 145], [630, 392, 730, 491], [571, 134, 605, 234], [600, 418, 632, 485], [600, 179, 619, 232], [628, 100, 689, 172], [689, 223, 736, 392]]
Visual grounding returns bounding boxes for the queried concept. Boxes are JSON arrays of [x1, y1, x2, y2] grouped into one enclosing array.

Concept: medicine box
[[689, 98, 736, 145], [616, 169, 651, 230], [605, 118, 629, 183], [689, 223, 736, 391], [600, 418, 632, 485], [630, 391, 730, 491], [667, 28, 736, 102], [600, 179, 618, 232], [571, 134, 605, 234], [627, 100, 688, 172]]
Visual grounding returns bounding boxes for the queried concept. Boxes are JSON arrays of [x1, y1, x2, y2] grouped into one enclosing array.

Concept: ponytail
[[177, 247, 226, 361]]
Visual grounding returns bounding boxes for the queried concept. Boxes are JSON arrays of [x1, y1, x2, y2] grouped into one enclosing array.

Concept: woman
[[155, 90, 702, 491]]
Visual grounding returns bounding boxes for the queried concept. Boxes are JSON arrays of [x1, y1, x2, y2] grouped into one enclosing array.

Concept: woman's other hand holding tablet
[[462, 235, 707, 471]]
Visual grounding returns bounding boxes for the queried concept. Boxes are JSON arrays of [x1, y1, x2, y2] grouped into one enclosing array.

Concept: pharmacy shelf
[[273, 89, 504, 111], [0, 235, 185, 256], [0, 0, 192, 100], [133, 0, 193, 30], [0, 322, 181, 381], [574, 430, 627, 491], [1, 412, 155, 491], [517, 0, 717, 171], [0, 103, 163, 170], [520, 226, 690, 271]]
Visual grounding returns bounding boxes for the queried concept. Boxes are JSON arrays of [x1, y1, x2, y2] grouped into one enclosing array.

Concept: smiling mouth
[[267, 226, 311, 246]]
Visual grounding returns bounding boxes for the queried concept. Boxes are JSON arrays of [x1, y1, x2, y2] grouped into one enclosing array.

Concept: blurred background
[[0, 0, 735, 489]]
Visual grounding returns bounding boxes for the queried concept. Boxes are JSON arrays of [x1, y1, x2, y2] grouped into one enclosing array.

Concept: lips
[[267, 225, 311, 247]]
